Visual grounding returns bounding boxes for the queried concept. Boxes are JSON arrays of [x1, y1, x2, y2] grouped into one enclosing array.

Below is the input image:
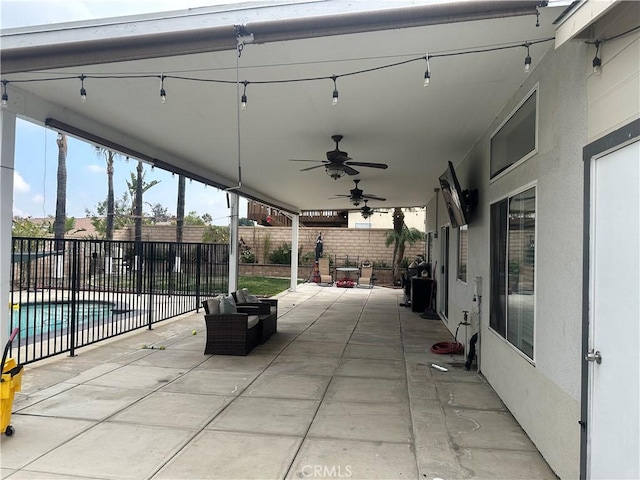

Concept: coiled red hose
[[430, 341, 464, 354]]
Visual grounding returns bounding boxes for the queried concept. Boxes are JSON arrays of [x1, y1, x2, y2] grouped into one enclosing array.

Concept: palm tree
[[385, 207, 423, 284], [100, 150, 116, 241], [176, 175, 186, 244], [53, 133, 67, 246], [125, 163, 161, 228], [134, 160, 143, 243], [172, 174, 186, 280]]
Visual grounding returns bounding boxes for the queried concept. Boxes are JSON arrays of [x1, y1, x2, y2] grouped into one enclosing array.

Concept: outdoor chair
[[358, 261, 374, 288], [317, 257, 333, 285]]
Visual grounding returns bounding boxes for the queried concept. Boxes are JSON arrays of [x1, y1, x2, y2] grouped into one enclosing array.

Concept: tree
[[85, 192, 131, 236], [203, 225, 229, 243], [124, 164, 161, 222], [183, 211, 210, 226], [12, 217, 47, 237], [176, 175, 186, 243], [148, 203, 170, 224], [94, 148, 118, 241], [53, 133, 67, 246], [385, 207, 423, 284], [46, 216, 83, 235]]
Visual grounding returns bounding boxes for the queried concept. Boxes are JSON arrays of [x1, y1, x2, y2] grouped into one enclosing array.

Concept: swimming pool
[[11, 301, 116, 337]]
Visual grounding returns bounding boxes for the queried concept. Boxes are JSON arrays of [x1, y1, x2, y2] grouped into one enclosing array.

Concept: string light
[[331, 75, 339, 106], [160, 74, 167, 103], [592, 40, 602, 76], [1, 36, 557, 106], [79, 74, 87, 102], [423, 55, 431, 87], [1, 80, 8, 107], [241, 81, 248, 110]]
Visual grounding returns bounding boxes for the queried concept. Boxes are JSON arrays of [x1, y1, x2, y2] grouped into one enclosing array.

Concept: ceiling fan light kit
[[326, 163, 346, 179]]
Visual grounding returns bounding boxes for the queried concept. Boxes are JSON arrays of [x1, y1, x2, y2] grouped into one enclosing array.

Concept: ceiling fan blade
[[331, 194, 351, 198], [300, 164, 326, 172], [343, 165, 360, 176], [345, 161, 388, 169], [289, 159, 325, 163], [362, 194, 386, 201]]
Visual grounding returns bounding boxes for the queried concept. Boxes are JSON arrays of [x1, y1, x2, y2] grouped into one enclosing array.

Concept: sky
[[2, 0, 248, 225]]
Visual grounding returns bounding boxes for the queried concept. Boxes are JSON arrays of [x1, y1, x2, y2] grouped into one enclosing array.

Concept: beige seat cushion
[[247, 315, 260, 329]]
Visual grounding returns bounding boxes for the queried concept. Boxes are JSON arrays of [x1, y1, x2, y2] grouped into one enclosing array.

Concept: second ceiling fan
[[290, 135, 388, 180], [331, 179, 386, 206]]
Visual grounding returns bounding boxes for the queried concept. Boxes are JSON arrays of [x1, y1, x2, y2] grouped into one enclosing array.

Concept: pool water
[[11, 301, 115, 337]]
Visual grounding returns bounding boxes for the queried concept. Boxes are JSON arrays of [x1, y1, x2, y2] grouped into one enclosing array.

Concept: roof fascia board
[[1, 1, 542, 74], [554, 0, 618, 47]]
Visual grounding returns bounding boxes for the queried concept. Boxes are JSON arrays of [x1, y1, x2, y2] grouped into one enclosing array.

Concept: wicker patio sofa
[[202, 296, 263, 355]]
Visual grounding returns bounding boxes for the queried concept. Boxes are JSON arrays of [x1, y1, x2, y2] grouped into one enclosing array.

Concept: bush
[[268, 243, 292, 264], [300, 251, 316, 265], [241, 250, 256, 263]]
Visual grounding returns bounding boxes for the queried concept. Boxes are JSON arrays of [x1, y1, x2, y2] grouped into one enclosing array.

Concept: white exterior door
[[587, 139, 640, 479]]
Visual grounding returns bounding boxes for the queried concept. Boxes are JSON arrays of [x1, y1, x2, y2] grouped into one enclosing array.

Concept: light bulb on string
[[1, 80, 8, 107], [79, 74, 87, 102], [423, 56, 431, 87], [592, 41, 602, 76], [331, 75, 339, 106], [524, 44, 532, 73], [160, 75, 167, 104], [241, 81, 248, 110]]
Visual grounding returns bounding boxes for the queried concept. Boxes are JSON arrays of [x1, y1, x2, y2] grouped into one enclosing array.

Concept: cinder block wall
[[114, 225, 426, 267]]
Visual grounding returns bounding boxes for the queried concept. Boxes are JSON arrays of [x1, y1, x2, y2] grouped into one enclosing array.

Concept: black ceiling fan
[[290, 135, 388, 180], [357, 199, 388, 219], [330, 179, 386, 206]]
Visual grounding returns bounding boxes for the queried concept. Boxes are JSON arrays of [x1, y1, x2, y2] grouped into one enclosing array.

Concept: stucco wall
[[424, 40, 587, 479]]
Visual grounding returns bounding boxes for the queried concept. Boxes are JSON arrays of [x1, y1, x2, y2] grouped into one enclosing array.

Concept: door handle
[[585, 349, 602, 364]]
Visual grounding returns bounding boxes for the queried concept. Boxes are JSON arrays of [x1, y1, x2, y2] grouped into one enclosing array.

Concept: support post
[[290, 214, 299, 291], [228, 192, 239, 294], [0, 110, 16, 352]]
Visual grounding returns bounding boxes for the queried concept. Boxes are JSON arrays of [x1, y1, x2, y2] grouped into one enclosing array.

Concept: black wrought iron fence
[[9, 237, 229, 365]]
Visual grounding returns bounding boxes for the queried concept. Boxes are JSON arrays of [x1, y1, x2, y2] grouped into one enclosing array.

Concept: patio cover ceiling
[[0, 0, 567, 215]]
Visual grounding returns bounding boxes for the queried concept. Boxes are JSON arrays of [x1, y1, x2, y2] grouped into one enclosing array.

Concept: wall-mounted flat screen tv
[[439, 161, 469, 229]]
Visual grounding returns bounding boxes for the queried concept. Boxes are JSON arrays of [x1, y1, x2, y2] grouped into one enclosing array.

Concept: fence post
[[69, 240, 78, 357], [147, 242, 154, 330], [195, 244, 202, 312]]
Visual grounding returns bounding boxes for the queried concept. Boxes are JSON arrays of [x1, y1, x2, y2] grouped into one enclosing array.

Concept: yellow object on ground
[[1, 358, 23, 436]]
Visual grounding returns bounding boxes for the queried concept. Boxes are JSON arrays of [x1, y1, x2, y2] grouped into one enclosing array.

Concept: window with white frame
[[490, 89, 537, 179], [457, 225, 468, 282], [490, 186, 536, 359]]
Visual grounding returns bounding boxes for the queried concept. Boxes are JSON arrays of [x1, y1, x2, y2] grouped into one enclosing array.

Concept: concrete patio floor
[[1, 283, 557, 480]]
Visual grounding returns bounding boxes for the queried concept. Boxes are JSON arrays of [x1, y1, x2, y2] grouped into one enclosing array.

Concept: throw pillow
[[246, 294, 260, 303], [219, 295, 237, 314], [206, 296, 221, 314], [235, 289, 247, 303]]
